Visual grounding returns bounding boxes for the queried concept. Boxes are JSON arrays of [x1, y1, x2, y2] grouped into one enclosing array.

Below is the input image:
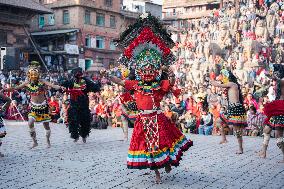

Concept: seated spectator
[[246, 106, 266, 137], [94, 99, 108, 129], [179, 110, 197, 133], [198, 107, 214, 135], [244, 93, 259, 109], [172, 101, 185, 116], [57, 94, 69, 125], [49, 96, 60, 123], [112, 100, 122, 127]]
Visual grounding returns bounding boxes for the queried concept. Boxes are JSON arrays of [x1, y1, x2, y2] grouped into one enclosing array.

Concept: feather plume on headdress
[[115, 13, 176, 69]]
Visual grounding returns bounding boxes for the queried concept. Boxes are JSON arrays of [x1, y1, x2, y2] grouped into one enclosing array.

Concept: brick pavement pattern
[[0, 121, 283, 189]]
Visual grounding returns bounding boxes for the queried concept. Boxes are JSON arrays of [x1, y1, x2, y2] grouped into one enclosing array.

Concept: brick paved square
[[0, 121, 283, 189]]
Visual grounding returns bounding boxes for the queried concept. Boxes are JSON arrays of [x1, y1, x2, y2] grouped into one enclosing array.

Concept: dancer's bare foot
[[30, 142, 38, 149], [82, 138, 86, 143], [257, 151, 266, 158], [155, 170, 161, 184], [219, 140, 228, 144], [236, 149, 243, 155], [46, 139, 51, 148], [165, 164, 172, 173], [73, 138, 79, 143], [0, 152, 4, 157]]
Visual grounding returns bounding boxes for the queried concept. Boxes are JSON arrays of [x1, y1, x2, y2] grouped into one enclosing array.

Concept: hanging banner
[[78, 59, 85, 71], [64, 44, 79, 55]]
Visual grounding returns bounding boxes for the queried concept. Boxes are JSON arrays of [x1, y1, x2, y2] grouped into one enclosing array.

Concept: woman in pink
[[244, 93, 258, 110]]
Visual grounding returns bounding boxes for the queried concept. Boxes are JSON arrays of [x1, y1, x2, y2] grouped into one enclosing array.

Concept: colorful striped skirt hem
[[127, 135, 193, 170]]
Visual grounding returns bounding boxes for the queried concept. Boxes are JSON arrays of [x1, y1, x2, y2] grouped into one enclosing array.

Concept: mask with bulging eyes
[[136, 64, 161, 82], [135, 49, 162, 82]]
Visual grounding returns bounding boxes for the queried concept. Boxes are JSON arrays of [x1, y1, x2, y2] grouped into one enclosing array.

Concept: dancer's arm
[[100, 70, 125, 86], [84, 77, 101, 93], [4, 81, 28, 92], [210, 80, 234, 88], [168, 69, 176, 86], [162, 66, 175, 86], [0, 92, 11, 111], [41, 80, 65, 90], [109, 75, 125, 86]]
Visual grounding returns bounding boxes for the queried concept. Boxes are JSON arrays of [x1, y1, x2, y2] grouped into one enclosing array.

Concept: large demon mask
[[135, 49, 162, 82]]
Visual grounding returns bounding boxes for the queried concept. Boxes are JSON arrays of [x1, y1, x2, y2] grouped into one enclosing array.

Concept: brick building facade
[[29, 0, 125, 71], [163, 0, 220, 33], [0, 0, 51, 70], [28, 0, 162, 72]]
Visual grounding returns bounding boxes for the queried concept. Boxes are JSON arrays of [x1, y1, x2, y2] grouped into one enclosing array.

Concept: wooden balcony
[[0, 12, 29, 26]]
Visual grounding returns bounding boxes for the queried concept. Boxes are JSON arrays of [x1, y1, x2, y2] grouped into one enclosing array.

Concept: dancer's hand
[[210, 80, 218, 86], [60, 86, 66, 91]]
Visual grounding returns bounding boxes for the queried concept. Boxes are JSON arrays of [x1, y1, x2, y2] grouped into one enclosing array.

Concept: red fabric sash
[[66, 89, 84, 101], [264, 100, 284, 124]]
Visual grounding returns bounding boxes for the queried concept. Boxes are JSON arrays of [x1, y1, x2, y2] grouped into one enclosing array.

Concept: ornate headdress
[[220, 69, 230, 84], [115, 13, 176, 82], [27, 61, 41, 82]]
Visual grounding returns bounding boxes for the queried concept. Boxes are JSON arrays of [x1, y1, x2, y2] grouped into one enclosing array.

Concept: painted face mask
[[27, 68, 40, 82], [135, 49, 162, 82]]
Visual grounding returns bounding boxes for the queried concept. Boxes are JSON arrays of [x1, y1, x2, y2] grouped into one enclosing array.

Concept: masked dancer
[[257, 64, 284, 163], [4, 61, 62, 149], [102, 13, 193, 184], [0, 90, 11, 157], [211, 69, 247, 154], [62, 67, 101, 143]]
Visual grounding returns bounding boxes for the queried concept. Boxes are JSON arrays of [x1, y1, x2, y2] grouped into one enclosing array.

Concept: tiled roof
[[0, 0, 52, 14]]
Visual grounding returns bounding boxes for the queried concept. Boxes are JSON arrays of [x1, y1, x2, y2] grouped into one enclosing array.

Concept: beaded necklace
[[73, 79, 86, 90], [27, 82, 45, 96], [137, 81, 160, 93]]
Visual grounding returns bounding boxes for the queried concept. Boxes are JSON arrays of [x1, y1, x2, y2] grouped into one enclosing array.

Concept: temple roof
[[0, 0, 52, 14]]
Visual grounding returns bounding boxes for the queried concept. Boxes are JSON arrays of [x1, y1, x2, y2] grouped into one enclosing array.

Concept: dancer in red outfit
[[257, 64, 284, 162], [102, 13, 193, 183]]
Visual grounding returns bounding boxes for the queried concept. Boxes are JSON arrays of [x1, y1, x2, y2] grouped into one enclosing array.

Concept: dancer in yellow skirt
[[4, 61, 63, 149]]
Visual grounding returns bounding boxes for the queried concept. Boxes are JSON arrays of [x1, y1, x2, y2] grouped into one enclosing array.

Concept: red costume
[[115, 13, 193, 170], [125, 80, 192, 169]]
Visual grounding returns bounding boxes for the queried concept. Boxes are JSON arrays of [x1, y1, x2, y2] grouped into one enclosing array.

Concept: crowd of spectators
[[0, 0, 283, 138]]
